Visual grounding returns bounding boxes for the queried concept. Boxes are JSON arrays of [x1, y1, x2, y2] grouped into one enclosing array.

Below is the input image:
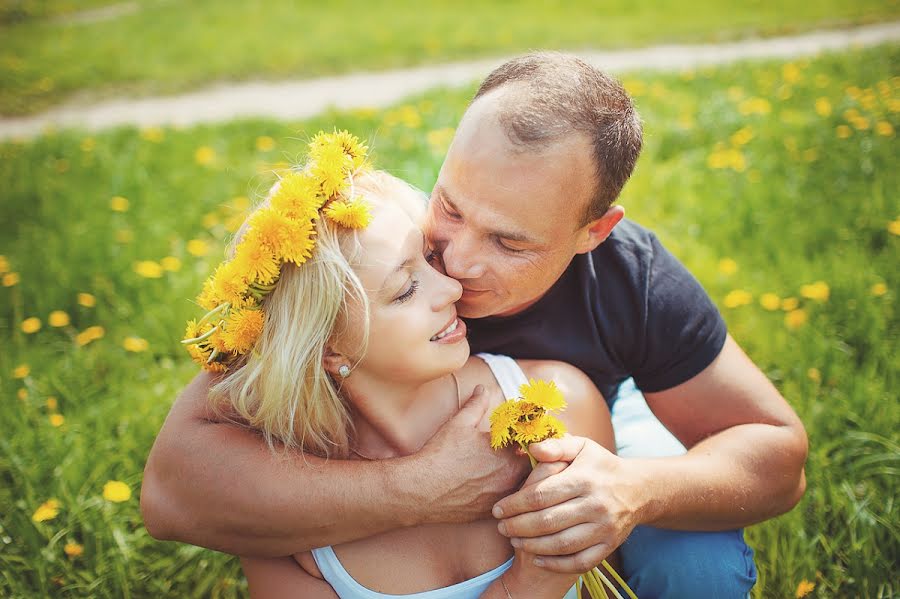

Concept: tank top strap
[[474, 353, 529, 400]]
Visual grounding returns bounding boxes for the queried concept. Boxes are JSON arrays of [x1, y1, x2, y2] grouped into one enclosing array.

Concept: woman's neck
[[343, 372, 460, 459]]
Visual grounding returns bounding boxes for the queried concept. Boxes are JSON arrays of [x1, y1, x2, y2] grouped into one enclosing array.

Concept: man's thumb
[[455, 384, 489, 427]]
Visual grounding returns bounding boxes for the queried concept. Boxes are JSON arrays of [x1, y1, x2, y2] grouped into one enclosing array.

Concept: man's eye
[[496, 238, 525, 253], [442, 199, 460, 219], [425, 249, 442, 264]]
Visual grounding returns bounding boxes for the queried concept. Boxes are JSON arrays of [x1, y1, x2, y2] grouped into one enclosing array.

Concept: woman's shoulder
[[518, 360, 603, 402]]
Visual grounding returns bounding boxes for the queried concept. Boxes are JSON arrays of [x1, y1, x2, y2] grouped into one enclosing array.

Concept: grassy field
[[1, 44, 898, 597], [1, 0, 899, 116]]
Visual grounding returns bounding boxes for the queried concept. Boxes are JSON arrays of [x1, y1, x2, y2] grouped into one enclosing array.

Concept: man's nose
[[443, 233, 486, 280]]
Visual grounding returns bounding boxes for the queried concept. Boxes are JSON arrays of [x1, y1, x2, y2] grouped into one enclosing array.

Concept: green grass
[[1, 0, 899, 116], [1, 44, 898, 598]]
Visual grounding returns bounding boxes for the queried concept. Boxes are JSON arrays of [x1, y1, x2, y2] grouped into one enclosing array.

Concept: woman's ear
[[322, 346, 349, 377]]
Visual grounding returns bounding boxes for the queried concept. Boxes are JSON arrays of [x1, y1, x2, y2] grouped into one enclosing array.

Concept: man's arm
[[491, 335, 808, 572], [140, 372, 523, 557]]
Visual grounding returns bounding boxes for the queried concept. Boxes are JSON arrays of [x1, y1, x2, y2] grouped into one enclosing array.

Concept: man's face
[[425, 94, 603, 319]]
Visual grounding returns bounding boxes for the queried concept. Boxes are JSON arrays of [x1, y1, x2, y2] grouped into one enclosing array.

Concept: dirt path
[[2, 21, 898, 140]]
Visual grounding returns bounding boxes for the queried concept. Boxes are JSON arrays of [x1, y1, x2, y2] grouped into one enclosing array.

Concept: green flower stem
[[582, 569, 609, 599], [180, 324, 219, 345], [601, 561, 638, 599], [197, 302, 230, 327], [593, 567, 624, 599]]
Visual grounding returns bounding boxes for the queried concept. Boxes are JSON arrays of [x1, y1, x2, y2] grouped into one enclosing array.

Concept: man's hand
[[492, 435, 641, 574], [410, 386, 530, 525]]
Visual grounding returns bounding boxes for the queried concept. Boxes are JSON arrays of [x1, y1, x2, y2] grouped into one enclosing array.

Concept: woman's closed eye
[[395, 279, 419, 304]]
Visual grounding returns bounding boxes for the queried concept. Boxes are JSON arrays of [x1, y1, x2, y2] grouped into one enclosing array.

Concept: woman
[[184, 132, 614, 598]]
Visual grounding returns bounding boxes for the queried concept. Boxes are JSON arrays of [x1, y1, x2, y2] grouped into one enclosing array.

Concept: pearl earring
[[338, 365, 351, 378]]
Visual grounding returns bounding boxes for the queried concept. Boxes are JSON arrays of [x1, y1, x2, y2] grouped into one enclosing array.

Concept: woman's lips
[[430, 317, 467, 344]]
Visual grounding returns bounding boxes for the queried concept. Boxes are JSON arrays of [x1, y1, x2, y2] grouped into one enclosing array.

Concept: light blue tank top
[[311, 353, 578, 599]]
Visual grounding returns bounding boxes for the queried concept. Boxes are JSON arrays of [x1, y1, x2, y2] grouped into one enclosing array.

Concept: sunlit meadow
[[1, 45, 897, 597]]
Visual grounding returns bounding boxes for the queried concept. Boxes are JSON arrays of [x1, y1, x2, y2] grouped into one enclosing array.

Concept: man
[[142, 52, 807, 597]]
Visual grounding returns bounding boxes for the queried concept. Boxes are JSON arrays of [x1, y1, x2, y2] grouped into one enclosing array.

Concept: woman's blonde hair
[[208, 169, 423, 459]]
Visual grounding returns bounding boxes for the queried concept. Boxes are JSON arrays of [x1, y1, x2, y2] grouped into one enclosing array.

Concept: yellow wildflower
[[0, 255, 8, 273], [870, 282, 887, 296], [17, 388, 27, 401], [876, 121, 895, 137], [814, 98, 832, 117], [49, 311, 70, 327], [110, 196, 129, 212], [222, 308, 265, 354], [800, 281, 830, 302], [785, 309, 808, 330], [723, 290, 753, 308], [314, 130, 369, 171], [807, 368, 821, 383], [623, 79, 646, 96], [738, 97, 772, 116], [13, 364, 30, 378], [194, 146, 216, 166], [310, 141, 353, 198], [64, 542, 84, 558], [889, 219, 900, 236], [140, 127, 164, 143], [234, 238, 281, 285], [123, 337, 149, 352], [729, 127, 754, 146], [718, 258, 738, 275], [255, 135, 275, 152], [782, 63, 801, 83], [81, 137, 95, 152], [134, 261, 163, 278], [795, 579, 815, 598], [22, 317, 42, 333], [49, 413, 64, 427], [781, 297, 800, 311], [187, 239, 210, 257], [271, 171, 324, 219], [519, 379, 567, 412], [102, 480, 132, 503], [836, 125, 851, 139], [203, 212, 219, 229], [2, 272, 19, 286], [324, 199, 373, 229], [209, 261, 251, 307], [32, 499, 61, 522], [77, 293, 96, 307], [47, 396, 58, 410], [759, 293, 781, 311], [160, 256, 182, 271], [76, 326, 105, 347]]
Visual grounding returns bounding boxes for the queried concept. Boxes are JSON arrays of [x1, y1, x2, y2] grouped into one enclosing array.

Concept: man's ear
[[322, 346, 349, 377], [575, 205, 625, 254]]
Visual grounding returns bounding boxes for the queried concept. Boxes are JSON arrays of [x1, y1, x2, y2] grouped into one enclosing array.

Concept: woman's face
[[340, 197, 469, 385]]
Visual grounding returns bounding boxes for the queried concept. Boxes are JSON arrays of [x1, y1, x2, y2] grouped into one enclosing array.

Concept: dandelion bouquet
[[490, 379, 638, 599]]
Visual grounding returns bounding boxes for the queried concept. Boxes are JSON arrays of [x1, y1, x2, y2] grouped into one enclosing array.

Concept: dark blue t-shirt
[[466, 218, 727, 403]]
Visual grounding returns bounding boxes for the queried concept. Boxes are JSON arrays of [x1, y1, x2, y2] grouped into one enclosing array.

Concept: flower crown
[[182, 130, 372, 372]]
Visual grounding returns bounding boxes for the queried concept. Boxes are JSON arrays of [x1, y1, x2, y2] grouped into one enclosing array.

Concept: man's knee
[[618, 526, 756, 598]]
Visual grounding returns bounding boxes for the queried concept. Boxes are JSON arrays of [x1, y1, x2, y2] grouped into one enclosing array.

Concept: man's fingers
[[454, 385, 488, 428], [533, 543, 613, 574], [528, 434, 586, 463], [511, 522, 602, 556], [521, 461, 568, 488], [497, 498, 587, 538], [493, 475, 581, 521]]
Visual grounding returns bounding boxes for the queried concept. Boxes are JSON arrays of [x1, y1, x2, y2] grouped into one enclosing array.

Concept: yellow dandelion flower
[[814, 98, 832, 117], [795, 580, 815, 598], [723, 290, 753, 308], [519, 379, 567, 412], [140, 127, 164, 143], [738, 97, 772, 116], [760, 293, 781, 311], [77, 293, 96, 307], [889, 219, 900, 236], [49, 413, 64, 427], [32, 499, 60, 522], [47, 396, 58, 410], [876, 121, 895, 137], [102, 480, 132, 503], [80, 137, 95, 152], [836, 125, 852, 139], [781, 297, 800, 311], [160, 256, 182, 271], [2, 272, 19, 286], [256, 135, 276, 152], [17, 388, 27, 401], [64, 542, 84, 558], [800, 281, 830, 302], [194, 146, 216, 166], [22, 317, 41, 333], [514, 416, 552, 445], [807, 368, 821, 383], [222, 308, 265, 354], [0, 255, 8, 273], [785, 309, 808, 330], [782, 63, 801, 83], [202, 212, 219, 229], [13, 364, 30, 378], [49, 311, 70, 327], [331, 129, 369, 170], [870, 282, 887, 296], [110, 196, 129, 212], [76, 326, 105, 347], [729, 128, 754, 147], [187, 239, 210, 257], [271, 171, 324, 219], [134, 260, 163, 278], [210, 261, 251, 307], [310, 141, 353, 198], [123, 337, 149, 352], [718, 258, 738, 275], [234, 238, 281, 285], [324, 199, 373, 229]]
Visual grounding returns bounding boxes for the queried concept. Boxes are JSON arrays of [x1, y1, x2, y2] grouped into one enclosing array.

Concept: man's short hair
[[473, 52, 643, 224]]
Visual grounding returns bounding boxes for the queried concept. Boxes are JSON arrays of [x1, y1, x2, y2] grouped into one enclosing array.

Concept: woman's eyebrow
[[381, 231, 424, 289]]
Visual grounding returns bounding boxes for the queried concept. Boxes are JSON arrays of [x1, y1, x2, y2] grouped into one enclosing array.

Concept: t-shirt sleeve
[[629, 234, 727, 393]]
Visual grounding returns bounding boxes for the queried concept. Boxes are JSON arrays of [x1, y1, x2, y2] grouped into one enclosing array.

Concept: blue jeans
[[610, 378, 757, 598]]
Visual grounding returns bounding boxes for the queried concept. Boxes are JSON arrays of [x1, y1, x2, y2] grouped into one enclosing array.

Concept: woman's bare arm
[[241, 555, 338, 598], [140, 371, 525, 556]]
